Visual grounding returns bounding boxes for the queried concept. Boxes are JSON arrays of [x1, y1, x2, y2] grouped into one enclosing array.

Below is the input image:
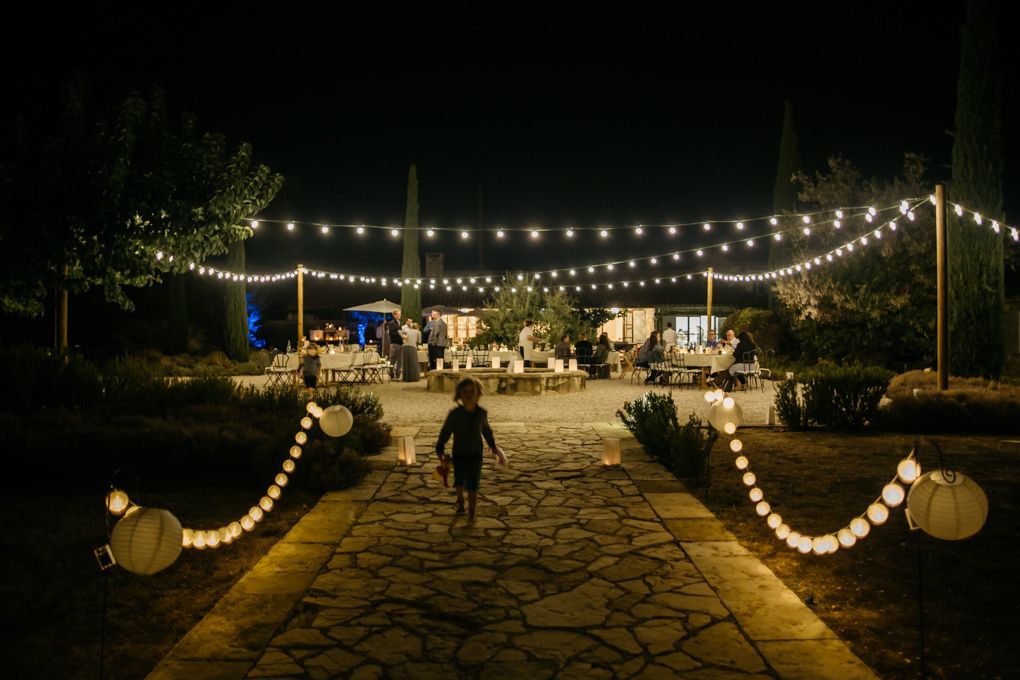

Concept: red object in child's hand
[[433, 459, 450, 487]]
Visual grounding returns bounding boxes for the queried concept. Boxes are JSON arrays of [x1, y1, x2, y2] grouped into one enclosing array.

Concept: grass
[[695, 429, 1018, 680]]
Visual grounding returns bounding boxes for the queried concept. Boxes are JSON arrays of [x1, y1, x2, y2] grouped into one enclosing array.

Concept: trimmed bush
[[877, 370, 1020, 433], [617, 392, 718, 480], [0, 345, 103, 413], [774, 379, 808, 430], [802, 363, 894, 428]]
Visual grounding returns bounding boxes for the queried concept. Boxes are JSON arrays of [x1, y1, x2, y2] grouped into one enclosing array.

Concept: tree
[[0, 77, 283, 348], [400, 164, 422, 327], [475, 282, 606, 348], [223, 240, 248, 361], [768, 100, 802, 310], [772, 154, 936, 368], [949, 0, 1005, 378]]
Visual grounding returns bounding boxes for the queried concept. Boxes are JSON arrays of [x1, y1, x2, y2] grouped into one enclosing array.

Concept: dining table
[[285, 350, 385, 385], [678, 351, 735, 388]]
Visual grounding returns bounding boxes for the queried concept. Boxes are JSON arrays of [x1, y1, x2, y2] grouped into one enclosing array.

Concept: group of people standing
[[381, 308, 451, 382]]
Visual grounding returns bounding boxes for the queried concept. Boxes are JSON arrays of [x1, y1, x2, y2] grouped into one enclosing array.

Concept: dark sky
[[7, 2, 1013, 283]]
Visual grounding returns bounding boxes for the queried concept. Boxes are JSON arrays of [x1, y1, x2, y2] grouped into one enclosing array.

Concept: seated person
[[637, 331, 666, 385], [705, 330, 721, 348], [589, 334, 611, 378], [723, 329, 737, 351], [574, 333, 594, 363], [723, 331, 758, 391], [554, 334, 572, 361]]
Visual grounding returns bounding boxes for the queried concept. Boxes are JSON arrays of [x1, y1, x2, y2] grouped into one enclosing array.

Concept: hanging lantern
[[259, 496, 274, 512], [295, 431, 308, 445], [742, 472, 756, 486], [301, 417, 313, 430], [755, 501, 770, 516], [290, 445, 303, 459], [709, 399, 743, 433], [866, 503, 889, 525], [320, 405, 354, 437], [735, 456, 749, 469], [766, 513, 782, 529], [106, 489, 130, 516], [267, 484, 282, 500], [850, 517, 871, 537], [906, 470, 988, 540], [275, 473, 289, 487], [306, 401, 319, 414], [749, 487, 763, 502], [837, 528, 857, 547], [775, 523, 791, 540], [282, 459, 296, 473], [108, 507, 183, 575], [882, 482, 905, 507], [897, 457, 921, 484]]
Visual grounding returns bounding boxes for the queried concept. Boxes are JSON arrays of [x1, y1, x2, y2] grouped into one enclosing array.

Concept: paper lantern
[[512, 360, 524, 374], [837, 528, 857, 547], [259, 496, 274, 512], [602, 438, 621, 466], [749, 487, 763, 502], [275, 473, 289, 487], [228, 522, 242, 538], [850, 517, 870, 537], [249, 506, 264, 522], [207, 530, 222, 548], [766, 513, 782, 529], [295, 431, 308, 445], [867, 503, 889, 525], [709, 400, 743, 433], [290, 445, 303, 459], [398, 437, 417, 465], [775, 523, 791, 540], [798, 536, 813, 553], [109, 507, 183, 575], [897, 458, 921, 484], [906, 470, 988, 540], [466, 357, 473, 369], [306, 401, 319, 414], [106, 489, 130, 516], [267, 484, 282, 499], [437, 359, 444, 370], [882, 482, 905, 507], [569, 359, 578, 371], [452, 360, 460, 372], [240, 515, 255, 531], [319, 405, 353, 437], [182, 528, 194, 548], [301, 416, 313, 430], [735, 456, 749, 469], [755, 501, 771, 516], [730, 439, 743, 453], [192, 531, 207, 550], [491, 357, 501, 369], [742, 471, 756, 486], [554, 359, 564, 373], [786, 530, 801, 548]]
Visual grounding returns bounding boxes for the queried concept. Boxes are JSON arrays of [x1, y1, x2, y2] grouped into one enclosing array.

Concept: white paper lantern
[[181, 528, 194, 548], [742, 471, 756, 486], [295, 431, 308, 445], [259, 496, 274, 512], [240, 515, 255, 531], [755, 501, 771, 516], [867, 503, 889, 525], [106, 489, 130, 516], [569, 359, 578, 371], [398, 437, 417, 465], [730, 439, 743, 453], [267, 484, 282, 499], [775, 523, 791, 540], [554, 359, 564, 373], [109, 507, 183, 575], [228, 522, 242, 538], [289, 445, 303, 459], [749, 487, 763, 502], [282, 459, 296, 473], [306, 401, 319, 414], [512, 360, 524, 374], [319, 405, 354, 437], [882, 482, 905, 507], [491, 357, 501, 369], [798, 536, 813, 553], [275, 473, 289, 487], [906, 470, 988, 540], [709, 400, 743, 433], [301, 416, 313, 430], [766, 513, 782, 529], [437, 358, 444, 370], [850, 517, 871, 537], [837, 528, 857, 547], [735, 456, 749, 469], [602, 438, 622, 466], [897, 458, 921, 484], [786, 530, 801, 548]]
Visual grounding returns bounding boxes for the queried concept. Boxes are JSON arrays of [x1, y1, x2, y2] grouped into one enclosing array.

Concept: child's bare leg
[[468, 490, 478, 515], [455, 486, 465, 503]]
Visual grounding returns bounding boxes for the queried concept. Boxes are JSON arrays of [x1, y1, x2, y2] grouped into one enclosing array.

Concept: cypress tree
[[949, 0, 1004, 377], [401, 164, 422, 327], [768, 100, 801, 307], [223, 238, 249, 361]]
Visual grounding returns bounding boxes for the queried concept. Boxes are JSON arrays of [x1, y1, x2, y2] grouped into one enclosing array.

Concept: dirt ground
[[698, 429, 1018, 680]]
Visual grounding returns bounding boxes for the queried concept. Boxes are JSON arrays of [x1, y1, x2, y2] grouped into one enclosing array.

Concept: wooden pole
[[936, 185, 949, 391], [297, 264, 304, 350], [56, 264, 68, 350], [706, 267, 714, 335]]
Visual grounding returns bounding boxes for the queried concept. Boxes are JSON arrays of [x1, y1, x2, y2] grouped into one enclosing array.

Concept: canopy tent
[[343, 299, 402, 314]]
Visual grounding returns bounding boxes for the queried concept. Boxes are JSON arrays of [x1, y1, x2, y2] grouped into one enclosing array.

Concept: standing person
[[427, 310, 448, 370], [387, 309, 404, 381], [401, 322, 422, 382], [662, 322, 677, 352], [436, 377, 499, 523], [299, 344, 321, 394], [518, 319, 539, 367]]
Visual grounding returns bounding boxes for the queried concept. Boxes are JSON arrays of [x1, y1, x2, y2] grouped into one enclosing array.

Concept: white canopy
[[343, 299, 402, 314]]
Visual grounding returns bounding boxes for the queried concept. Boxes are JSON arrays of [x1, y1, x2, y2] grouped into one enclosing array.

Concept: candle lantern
[[437, 358, 444, 370], [512, 360, 524, 374], [398, 437, 417, 465], [554, 359, 564, 373], [569, 359, 578, 371], [491, 357, 501, 369], [602, 438, 621, 466]]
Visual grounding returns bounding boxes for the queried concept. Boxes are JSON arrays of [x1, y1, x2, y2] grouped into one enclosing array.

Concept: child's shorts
[[451, 454, 483, 492], [303, 374, 318, 388]]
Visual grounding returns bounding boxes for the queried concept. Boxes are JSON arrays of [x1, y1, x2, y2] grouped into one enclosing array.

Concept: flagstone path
[[147, 422, 879, 680]]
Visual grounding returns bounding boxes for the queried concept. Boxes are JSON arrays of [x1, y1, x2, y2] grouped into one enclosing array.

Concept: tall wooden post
[[56, 264, 68, 350], [935, 185, 949, 391], [706, 267, 714, 334], [297, 264, 304, 349]]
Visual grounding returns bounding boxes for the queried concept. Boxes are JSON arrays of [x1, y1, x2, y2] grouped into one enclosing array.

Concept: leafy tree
[[476, 279, 544, 347], [0, 77, 283, 347], [949, 0, 1005, 378], [400, 164, 422, 326], [223, 240, 248, 361], [772, 154, 935, 368]]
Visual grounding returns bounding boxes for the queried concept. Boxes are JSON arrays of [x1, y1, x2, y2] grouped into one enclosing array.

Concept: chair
[[471, 348, 490, 367], [575, 346, 593, 375], [758, 348, 775, 388], [618, 349, 636, 380], [732, 351, 762, 391], [675, 353, 702, 389], [451, 349, 470, 368], [264, 352, 294, 389]]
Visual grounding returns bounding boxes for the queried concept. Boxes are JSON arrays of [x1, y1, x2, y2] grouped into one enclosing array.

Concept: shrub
[[617, 392, 718, 481], [774, 379, 808, 430], [101, 355, 168, 404], [877, 370, 1020, 433], [0, 345, 104, 413], [294, 440, 370, 492], [801, 363, 894, 428], [314, 386, 384, 421]]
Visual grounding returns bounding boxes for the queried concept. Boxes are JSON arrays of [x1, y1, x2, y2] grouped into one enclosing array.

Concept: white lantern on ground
[[906, 470, 988, 540], [569, 359, 578, 371], [437, 358, 444, 370], [512, 360, 524, 374], [452, 360, 460, 372], [602, 438, 622, 466], [228, 522, 242, 538], [491, 357, 501, 369], [554, 359, 564, 373], [709, 400, 743, 433], [109, 507, 183, 575], [798, 536, 813, 553], [398, 437, 417, 465], [319, 405, 354, 437], [182, 528, 194, 548]]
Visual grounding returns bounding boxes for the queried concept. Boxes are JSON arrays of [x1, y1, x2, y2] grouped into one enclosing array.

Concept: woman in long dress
[[401, 323, 422, 382]]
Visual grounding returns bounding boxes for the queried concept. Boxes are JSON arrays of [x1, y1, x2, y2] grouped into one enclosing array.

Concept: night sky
[[6, 2, 1014, 304]]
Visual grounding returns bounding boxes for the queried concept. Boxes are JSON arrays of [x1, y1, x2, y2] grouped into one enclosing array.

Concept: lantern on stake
[[108, 507, 183, 575], [905, 439, 988, 540], [319, 405, 353, 437]]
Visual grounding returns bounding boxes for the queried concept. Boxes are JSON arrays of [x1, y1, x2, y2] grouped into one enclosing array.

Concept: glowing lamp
[[301, 417, 313, 430], [785, 531, 801, 548], [228, 522, 242, 538], [240, 515, 255, 531], [569, 359, 578, 371], [109, 507, 183, 575], [398, 437, 417, 465], [512, 360, 524, 374], [882, 482, 905, 507], [724, 422, 736, 435], [267, 485, 282, 500], [837, 528, 857, 547], [259, 496, 274, 512], [742, 472, 756, 486], [602, 438, 622, 466], [906, 470, 988, 540], [306, 401, 319, 414], [730, 439, 743, 453], [709, 400, 743, 433], [749, 487, 763, 502], [290, 445, 303, 459], [182, 528, 194, 548], [282, 459, 296, 473], [867, 503, 889, 525], [207, 530, 221, 548], [192, 531, 207, 549], [775, 523, 791, 540], [295, 432, 308, 445], [452, 360, 459, 372], [106, 489, 130, 516], [735, 456, 749, 469], [766, 513, 782, 529], [491, 357, 500, 369], [897, 458, 921, 484], [850, 517, 871, 538], [221, 528, 233, 545], [249, 506, 264, 522], [320, 405, 354, 437], [755, 501, 771, 516], [812, 537, 827, 555], [554, 359, 564, 373], [437, 358, 444, 370], [797, 536, 813, 553], [704, 391, 716, 403], [275, 473, 289, 487]]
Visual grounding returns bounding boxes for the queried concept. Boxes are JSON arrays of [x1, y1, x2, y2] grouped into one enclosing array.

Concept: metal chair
[[264, 352, 294, 389], [732, 351, 762, 391], [471, 348, 490, 367], [758, 348, 775, 388], [451, 349, 470, 368]]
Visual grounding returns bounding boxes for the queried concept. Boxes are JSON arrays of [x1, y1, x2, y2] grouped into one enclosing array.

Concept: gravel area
[[233, 374, 776, 427]]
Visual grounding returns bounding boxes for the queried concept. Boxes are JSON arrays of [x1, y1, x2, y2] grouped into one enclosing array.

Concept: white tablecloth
[[680, 353, 735, 373]]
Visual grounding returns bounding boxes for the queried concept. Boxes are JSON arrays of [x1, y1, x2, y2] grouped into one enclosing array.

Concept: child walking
[[436, 377, 499, 522], [299, 345, 321, 394]]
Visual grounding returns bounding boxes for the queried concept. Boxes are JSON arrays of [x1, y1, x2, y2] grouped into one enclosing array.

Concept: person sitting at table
[[554, 334, 572, 362], [721, 331, 758, 391], [723, 329, 737, 351], [591, 334, 611, 378], [574, 333, 593, 364], [705, 329, 721, 348], [637, 331, 666, 385]]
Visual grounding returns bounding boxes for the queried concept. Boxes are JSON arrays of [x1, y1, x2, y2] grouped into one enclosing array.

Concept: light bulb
[[866, 503, 889, 524], [735, 456, 749, 469], [882, 482, 905, 507], [766, 513, 782, 529], [749, 488, 764, 502], [730, 439, 743, 453]]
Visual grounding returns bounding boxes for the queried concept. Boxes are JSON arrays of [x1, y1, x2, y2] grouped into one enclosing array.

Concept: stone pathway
[[147, 423, 879, 680]]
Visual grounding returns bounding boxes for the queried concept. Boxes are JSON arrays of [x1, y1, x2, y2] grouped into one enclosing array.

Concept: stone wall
[[427, 369, 587, 395]]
